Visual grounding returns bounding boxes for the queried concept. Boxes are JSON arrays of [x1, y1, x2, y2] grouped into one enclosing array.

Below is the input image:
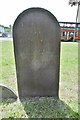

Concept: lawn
[[0, 40, 79, 119]]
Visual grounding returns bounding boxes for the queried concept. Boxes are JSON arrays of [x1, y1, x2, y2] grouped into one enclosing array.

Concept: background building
[[0, 25, 12, 37], [0, 25, 4, 33]]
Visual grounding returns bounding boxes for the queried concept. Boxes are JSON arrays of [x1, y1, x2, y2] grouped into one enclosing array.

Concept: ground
[[0, 40, 79, 119]]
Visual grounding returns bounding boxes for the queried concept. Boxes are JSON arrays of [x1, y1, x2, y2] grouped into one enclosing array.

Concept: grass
[[60, 43, 78, 113], [0, 40, 79, 119], [0, 41, 17, 91]]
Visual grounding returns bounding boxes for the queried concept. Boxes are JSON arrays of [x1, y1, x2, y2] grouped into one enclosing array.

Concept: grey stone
[[13, 8, 61, 99], [0, 84, 17, 102]]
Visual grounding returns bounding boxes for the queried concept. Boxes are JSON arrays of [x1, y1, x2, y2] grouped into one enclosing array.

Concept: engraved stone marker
[[13, 8, 60, 99]]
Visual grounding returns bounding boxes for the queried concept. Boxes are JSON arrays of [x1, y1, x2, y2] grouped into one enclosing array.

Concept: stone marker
[[13, 8, 60, 99], [0, 84, 17, 102]]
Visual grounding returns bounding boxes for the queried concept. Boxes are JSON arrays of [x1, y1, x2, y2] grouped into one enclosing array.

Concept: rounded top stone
[[0, 84, 17, 102], [13, 7, 60, 28], [13, 7, 60, 98]]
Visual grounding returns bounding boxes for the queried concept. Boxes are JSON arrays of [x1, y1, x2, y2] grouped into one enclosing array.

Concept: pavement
[[0, 37, 13, 41]]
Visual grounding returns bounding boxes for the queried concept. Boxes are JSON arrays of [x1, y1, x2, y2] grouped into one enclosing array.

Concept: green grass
[[0, 41, 79, 119], [0, 41, 17, 91], [2, 41, 15, 79], [60, 43, 78, 113]]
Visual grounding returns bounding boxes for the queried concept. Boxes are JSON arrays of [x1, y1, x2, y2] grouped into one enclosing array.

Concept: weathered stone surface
[[13, 8, 60, 99], [0, 84, 17, 102]]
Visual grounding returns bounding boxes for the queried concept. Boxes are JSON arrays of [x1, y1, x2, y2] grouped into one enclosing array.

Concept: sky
[[0, 0, 78, 26]]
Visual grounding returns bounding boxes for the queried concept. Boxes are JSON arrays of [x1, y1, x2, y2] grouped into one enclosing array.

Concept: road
[[0, 37, 13, 41]]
